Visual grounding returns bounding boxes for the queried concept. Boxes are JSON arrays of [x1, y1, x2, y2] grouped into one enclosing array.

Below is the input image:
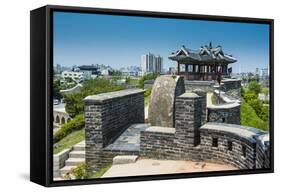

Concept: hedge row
[[54, 114, 85, 143]]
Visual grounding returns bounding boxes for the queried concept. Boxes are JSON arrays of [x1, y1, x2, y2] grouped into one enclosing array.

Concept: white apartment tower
[[141, 53, 163, 74], [155, 55, 163, 73]]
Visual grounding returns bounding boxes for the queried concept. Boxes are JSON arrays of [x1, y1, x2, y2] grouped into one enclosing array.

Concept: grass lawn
[[54, 129, 85, 154], [128, 78, 140, 86], [90, 163, 112, 178]]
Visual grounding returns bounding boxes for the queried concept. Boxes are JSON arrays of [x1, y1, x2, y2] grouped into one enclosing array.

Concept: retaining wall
[[53, 149, 71, 178]]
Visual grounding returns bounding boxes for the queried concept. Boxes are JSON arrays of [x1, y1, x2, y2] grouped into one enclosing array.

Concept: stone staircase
[[60, 141, 85, 177]]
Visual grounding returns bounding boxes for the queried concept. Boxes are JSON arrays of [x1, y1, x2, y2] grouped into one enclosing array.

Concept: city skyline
[[141, 53, 163, 73], [53, 11, 270, 73]]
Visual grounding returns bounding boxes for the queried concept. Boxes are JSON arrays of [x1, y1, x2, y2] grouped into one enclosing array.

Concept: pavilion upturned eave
[[168, 56, 236, 65]]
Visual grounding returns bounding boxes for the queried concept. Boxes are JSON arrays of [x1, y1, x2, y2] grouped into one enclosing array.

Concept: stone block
[[113, 155, 139, 165]]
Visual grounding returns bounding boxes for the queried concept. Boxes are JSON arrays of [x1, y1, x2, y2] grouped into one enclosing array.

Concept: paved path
[[207, 92, 214, 107], [105, 124, 150, 152], [145, 105, 149, 119], [102, 159, 237, 178]]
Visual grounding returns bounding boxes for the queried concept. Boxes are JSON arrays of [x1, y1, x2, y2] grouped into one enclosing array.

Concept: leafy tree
[[262, 87, 269, 97], [260, 105, 269, 122], [81, 78, 124, 96], [248, 76, 259, 83], [138, 73, 158, 89], [111, 70, 122, 76], [240, 101, 269, 131], [247, 99, 263, 117], [243, 92, 258, 103], [242, 77, 247, 85], [125, 77, 131, 84], [241, 87, 245, 98], [242, 90, 269, 124], [241, 82, 269, 131], [248, 81, 261, 95], [53, 79, 62, 99], [64, 93, 85, 117], [64, 78, 124, 117]]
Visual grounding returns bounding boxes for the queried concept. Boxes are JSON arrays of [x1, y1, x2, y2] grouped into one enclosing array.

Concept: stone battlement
[[84, 88, 144, 104], [201, 122, 264, 142], [207, 89, 241, 124], [84, 77, 270, 173], [84, 89, 145, 171], [199, 122, 267, 169], [140, 121, 269, 169]]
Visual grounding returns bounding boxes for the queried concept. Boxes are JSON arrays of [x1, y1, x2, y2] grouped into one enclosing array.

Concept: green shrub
[[64, 93, 85, 117], [65, 162, 112, 179], [260, 105, 269, 122], [70, 163, 89, 180], [64, 78, 124, 117], [54, 114, 85, 143], [248, 81, 261, 95], [241, 101, 269, 131], [241, 87, 245, 98], [138, 73, 158, 89], [243, 92, 258, 103], [144, 87, 152, 97]]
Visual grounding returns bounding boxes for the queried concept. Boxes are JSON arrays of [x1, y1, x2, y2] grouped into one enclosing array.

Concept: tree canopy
[[138, 73, 158, 89], [248, 81, 261, 95], [64, 78, 124, 117]]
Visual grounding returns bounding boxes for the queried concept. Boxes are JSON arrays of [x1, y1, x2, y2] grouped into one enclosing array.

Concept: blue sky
[[53, 11, 270, 73]]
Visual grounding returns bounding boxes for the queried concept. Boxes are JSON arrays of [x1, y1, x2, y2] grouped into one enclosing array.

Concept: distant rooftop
[[77, 65, 98, 71]]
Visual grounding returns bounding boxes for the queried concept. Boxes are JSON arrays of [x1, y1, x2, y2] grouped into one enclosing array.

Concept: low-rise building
[[61, 71, 84, 81]]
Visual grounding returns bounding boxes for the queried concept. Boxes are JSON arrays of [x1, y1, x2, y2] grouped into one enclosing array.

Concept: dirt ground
[[102, 158, 237, 178]]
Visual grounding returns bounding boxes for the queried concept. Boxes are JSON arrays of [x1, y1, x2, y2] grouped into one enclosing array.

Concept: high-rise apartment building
[[141, 53, 163, 74]]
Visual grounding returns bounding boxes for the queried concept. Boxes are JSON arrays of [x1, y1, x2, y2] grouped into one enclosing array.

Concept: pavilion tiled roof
[[168, 43, 237, 65]]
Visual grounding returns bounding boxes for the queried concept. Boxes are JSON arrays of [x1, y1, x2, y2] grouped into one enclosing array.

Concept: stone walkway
[[102, 159, 237, 178], [145, 105, 149, 120], [105, 124, 150, 152], [207, 92, 214, 107]]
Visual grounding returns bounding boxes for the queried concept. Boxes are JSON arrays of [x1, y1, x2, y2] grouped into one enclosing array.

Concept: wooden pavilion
[[168, 43, 237, 80]]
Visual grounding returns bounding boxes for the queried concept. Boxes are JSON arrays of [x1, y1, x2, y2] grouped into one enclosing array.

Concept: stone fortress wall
[[84, 76, 270, 173], [140, 90, 269, 169], [222, 79, 242, 99], [84, 89, 145, 171], [208, 89, 241, 124]]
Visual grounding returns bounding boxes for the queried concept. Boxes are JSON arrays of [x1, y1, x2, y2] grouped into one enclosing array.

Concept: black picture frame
[[30, 5, 274, 187]]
